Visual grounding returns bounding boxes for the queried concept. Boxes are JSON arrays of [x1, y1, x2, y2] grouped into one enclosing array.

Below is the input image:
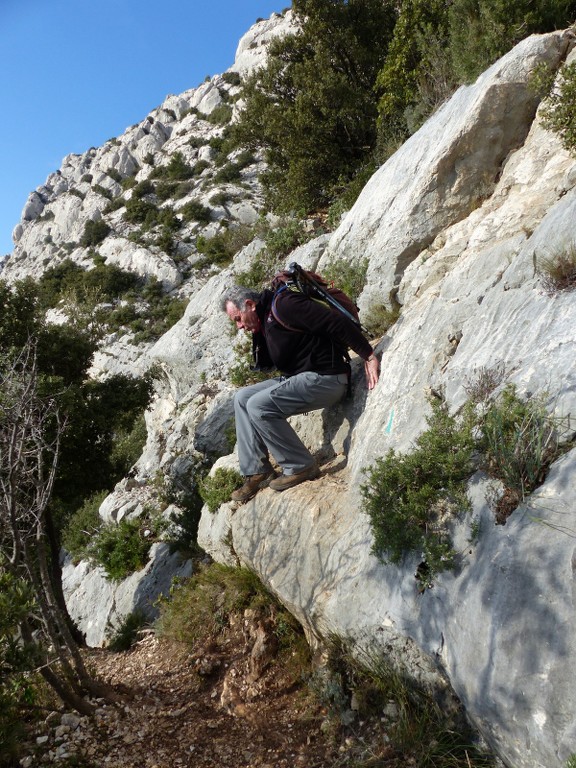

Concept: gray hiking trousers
[[234, 371, 348, 476]]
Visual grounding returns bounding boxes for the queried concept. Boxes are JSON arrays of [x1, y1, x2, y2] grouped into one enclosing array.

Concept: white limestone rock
[[97, 237, 182, 291], [326, 30, 573, 313], [231, 11, 298, 76]]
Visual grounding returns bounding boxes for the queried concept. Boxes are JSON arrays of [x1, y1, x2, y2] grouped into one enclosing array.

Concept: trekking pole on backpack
[[286, 262, 370, 336]]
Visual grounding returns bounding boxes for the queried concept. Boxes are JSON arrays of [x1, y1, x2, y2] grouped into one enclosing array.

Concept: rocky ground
[[21, 616, 402, 768]]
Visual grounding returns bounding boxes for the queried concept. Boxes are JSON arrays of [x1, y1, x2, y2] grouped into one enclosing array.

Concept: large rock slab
[[326, 30, 573, 312]]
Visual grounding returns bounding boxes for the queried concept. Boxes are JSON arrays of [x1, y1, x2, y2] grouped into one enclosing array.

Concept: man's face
[[225, 299, 261, 332]]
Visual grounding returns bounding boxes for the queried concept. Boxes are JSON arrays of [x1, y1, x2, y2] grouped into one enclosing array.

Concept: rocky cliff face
[[4, 14, 576, 768]]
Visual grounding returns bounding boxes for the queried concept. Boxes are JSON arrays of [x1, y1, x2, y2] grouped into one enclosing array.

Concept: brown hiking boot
[[231, 471, 275, 503], [269, 464, 320, 492]]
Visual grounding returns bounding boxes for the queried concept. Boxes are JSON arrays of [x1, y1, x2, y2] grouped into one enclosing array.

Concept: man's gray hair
[[220, 285, 260, 312]]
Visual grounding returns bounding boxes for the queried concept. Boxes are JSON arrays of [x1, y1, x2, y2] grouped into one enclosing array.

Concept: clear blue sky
[[0, 0, 285, 258]]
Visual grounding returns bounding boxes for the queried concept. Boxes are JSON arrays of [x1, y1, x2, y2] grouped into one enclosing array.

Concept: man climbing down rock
[[221, 274, 379, 502]]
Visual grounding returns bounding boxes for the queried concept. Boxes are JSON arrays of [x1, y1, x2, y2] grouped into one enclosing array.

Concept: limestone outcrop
[[198, 31, 576, 768], [3, 13, 576, 768]]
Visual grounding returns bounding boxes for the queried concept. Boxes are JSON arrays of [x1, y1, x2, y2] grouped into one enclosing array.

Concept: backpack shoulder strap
[[270, 286, 301, 332], [271, 284, 333, 332]]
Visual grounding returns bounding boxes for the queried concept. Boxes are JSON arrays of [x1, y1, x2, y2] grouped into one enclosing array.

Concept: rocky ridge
[[3, 12, 576, 768]]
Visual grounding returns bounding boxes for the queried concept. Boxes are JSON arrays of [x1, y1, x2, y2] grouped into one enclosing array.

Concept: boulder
[[61, 543, 193, 647]]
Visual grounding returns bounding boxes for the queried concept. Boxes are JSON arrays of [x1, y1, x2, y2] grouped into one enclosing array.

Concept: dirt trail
[[25, 623, 394, 767]]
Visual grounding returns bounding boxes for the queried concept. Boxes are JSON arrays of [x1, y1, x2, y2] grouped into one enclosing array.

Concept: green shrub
[[127, 294, 187, 344], [155, 180, 179, 201], [362, 398, 476, 586], [214, 161, 242, 184], [363, 385, 570, 581], [363, 303, 401, 338], [121, 175, 137, 191], [206, 104, 233, 125], [156, 206, 180, 231], [187, 135, 208, 149], [199, 467, 243, 513], [61, 491, 107, 562], [92, 184, 113, 200], [229, 333, 278, 387], [109, 412, 148, 477], [156, 471, 205, 558], [150, 151, 194, 182], [448, 0, 576, 84], [103, 196, 125, 214], [541, 62, 576, 154], [180, 200, 212, 224], [477, 385, 567, 520], [191, 159, 211, 176], [195, 225, 254, 269], [234, 149, 255, 169], [232, 0, 396, 213], [36, 258, 139, 309], [124, 196, 158, 226], [157, 562, 282, 644], [132, 179, 155, 198], [90, 517, 153, 581], [209, 133, 238, 166], [209, 191, 239, 207], [234, 249, 285, 291], [155, 226, 174, 255], [262, 218, 313, 259], [0, 569, 38, 766], [322, 257, 368, 305], [376, 0, 451, 145], [107, 168, 122, 183], [222, 71, 242, 87], [326, 163, 377, 229]]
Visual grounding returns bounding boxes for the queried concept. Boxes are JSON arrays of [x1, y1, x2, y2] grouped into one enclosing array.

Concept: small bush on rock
[[322, 257, 368, 305], [90, 514, 164, 581], [363, 384, 571, 583], [361, 398, 476, 586], [206, 104, 233, 125], [180, 200, 212, 224], [234, 249, 285, 291], [61, 491, 107, 563], [156, 562, 305, 655], [363, 303, 400, 338], [476, 385, 569, 522], [195, 225, 254, 269], [228, 334, 278, 387], [80, 219, 111, 248], [199, 468, 243, 513], [150, 151, 194, 182], [537, 242, 576, 294]]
